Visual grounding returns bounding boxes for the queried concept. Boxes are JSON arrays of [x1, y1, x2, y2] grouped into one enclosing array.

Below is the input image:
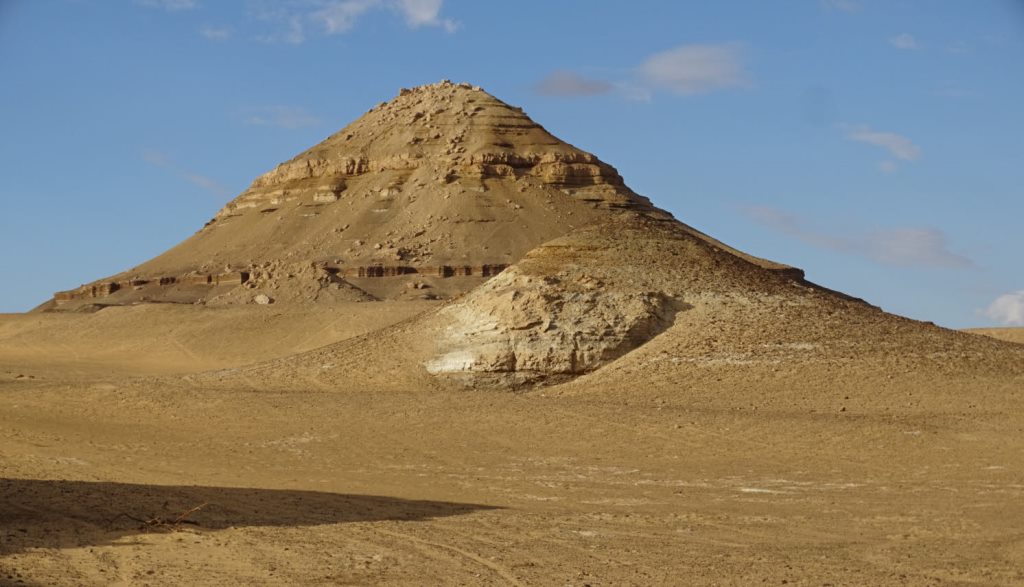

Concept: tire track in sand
[[376, 528, 525, 586]]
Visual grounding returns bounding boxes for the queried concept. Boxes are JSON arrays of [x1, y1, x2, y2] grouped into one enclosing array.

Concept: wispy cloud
[[888, 33, 919, 50], [256, 0, 458, 43], [280, 14, 306, 44], [312, 0, 378, 34], [393, 0, 458, 32], [822, 0, 862, 13], [984, 291, 1024, 326], [536, 42, 750, 101], [141, 149, 171, 167], [740, 205, 974, 269], [243, 106, 320, 129], [136, 0, 198, 11], [637, 43, 749, 96], [249, 3, 310, 44], [868, 228, 972, 268], [533, 71, 614, 97], [199, 25, 232, 40], [842, 124, 921, 165], [142, 149, 229, 197]]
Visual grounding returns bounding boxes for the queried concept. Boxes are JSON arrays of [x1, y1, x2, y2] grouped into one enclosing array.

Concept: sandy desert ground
[[2, 303, 1023, 586], [4, 83, 1023, 586]]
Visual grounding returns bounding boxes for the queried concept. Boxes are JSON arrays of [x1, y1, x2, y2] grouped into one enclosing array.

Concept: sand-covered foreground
[[2, 304, 1023, 586], [5, 81, 1024, 586]]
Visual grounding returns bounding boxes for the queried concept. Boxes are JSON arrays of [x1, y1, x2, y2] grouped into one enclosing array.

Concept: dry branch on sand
[[109, 502, 209, 532]]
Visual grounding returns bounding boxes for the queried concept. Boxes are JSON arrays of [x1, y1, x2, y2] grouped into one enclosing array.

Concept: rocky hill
[[190, 213, 1023, 391], [47, 81, 721, 310]]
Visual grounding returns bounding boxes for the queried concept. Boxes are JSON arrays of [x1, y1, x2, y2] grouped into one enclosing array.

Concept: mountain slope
[[48, 81, 691, 309], [193, 213, 1024, 392]]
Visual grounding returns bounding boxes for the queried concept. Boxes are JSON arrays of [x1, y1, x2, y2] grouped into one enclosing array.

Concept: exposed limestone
[[44, 80, 799, 311], [52, 262, 511, 307], [312, 191, 341, 203], [53, 282, 120, 302], [426, 266, 679, 385], [53, 271, 250, 305]]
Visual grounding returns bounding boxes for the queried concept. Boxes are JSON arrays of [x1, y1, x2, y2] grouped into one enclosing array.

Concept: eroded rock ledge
[[426, 266, 683, 387], [220, 150, 636, 219], [52, 263, 510, 305]]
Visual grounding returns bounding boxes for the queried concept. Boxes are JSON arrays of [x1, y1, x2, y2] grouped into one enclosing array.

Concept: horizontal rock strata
[[52, 264, 510, 304]]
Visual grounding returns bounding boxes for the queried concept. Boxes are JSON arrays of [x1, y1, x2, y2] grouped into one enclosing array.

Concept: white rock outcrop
[[426, 266, 677, 384]]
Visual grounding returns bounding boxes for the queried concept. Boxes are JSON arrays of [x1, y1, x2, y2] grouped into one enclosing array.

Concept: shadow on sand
[[0, 477, 498, 556]]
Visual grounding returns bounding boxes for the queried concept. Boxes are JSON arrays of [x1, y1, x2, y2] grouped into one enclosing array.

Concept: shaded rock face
[[426, 263, 683, 386]]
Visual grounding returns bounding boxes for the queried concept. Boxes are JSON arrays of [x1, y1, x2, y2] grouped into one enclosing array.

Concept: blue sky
[[1, 1, 1022, 327]]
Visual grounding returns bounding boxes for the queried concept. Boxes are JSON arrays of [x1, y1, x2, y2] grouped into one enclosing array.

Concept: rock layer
[[47, 81, 701, 309], [45, 80, 797, 310]]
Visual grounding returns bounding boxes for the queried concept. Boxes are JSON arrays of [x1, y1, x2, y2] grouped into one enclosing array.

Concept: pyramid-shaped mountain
[[47, 80, 795, 309], [41, 80, 1017, 388]]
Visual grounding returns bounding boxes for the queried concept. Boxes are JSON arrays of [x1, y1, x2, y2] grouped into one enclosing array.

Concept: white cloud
[[822, 0, 862, 13], [740, 205, 973, 269], [393, 0, 458, 32], [984, 291, 1024, 326], [534, 71, 614, 97], [142, 149, 228, 197], [296, 0, 456, 37], [867, 228, 972, 269], [199, 25, 232, 41], [244, 106, 321, 129], [637, 43, 749, 96], [889, 33, 919, 50], [252, 7, 306, 44], [740, 205, 846, 251], [843, 124, 921, 161], [536, 44, 749, 101], [136, 0, 198, 10], [282, 15, 306, 43], [312, 0, 378, 34]]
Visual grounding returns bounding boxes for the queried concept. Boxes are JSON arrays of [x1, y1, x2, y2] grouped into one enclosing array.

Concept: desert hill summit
[[46, 80, 794, 310]]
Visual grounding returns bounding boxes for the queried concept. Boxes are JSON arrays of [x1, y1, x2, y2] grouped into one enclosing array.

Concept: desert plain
[[2, 82, 1023, 586]]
